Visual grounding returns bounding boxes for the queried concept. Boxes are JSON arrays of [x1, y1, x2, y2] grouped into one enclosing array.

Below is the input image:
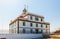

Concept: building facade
[[9, 8, 50, 34]]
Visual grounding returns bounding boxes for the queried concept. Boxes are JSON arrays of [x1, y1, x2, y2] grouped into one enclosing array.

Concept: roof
[[19, 12, 44, 18], [27, 12, 44, 18]]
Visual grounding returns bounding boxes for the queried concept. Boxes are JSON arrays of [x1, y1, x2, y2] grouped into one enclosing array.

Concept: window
[[30, 16, 32, 20], [23, 21, 25, 26], [36, 24, 38, 27], [40, 30, 43, 33], [23, 28, 25, 33], [35, 17, 39, 21], [30, 23, 33, 27], [30, 29, 32, 33], [41, 18, 43, 21], [41, 24, 43, 28], [46, 25, 47, 28], [35, 29, 39, 33]]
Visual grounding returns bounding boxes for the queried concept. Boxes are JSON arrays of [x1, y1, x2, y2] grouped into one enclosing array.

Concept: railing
[[0, 30, 9, 34]]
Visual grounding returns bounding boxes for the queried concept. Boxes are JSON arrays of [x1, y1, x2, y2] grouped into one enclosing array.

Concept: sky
[[0, 0, 60, 33]]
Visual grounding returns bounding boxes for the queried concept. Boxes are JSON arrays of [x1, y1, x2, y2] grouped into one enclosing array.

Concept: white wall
[[26, 22, 30, 27], [9, 21, 18, 34], [27, 15, 44, 22], [10, 20, 50, 34], [43, 24, 46, 29], [33, 23, 35, 28], [19, 21, 23, 27], [26, 29, 30, 33], [19, 28, 23, 33], [19, 21, 46, 33]]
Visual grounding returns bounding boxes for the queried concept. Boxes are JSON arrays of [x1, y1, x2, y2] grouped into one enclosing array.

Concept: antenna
[[23, 4, 29, 13], [24, 4, 26, 9], [24, 4, 28, 12], [27, 4, 28, 12]]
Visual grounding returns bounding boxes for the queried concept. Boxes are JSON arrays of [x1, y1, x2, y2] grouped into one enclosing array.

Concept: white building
[[9, 8, 50, 35]]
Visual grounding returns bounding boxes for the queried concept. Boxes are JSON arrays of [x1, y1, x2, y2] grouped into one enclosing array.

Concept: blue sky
[[0, 0, 60, 32]]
